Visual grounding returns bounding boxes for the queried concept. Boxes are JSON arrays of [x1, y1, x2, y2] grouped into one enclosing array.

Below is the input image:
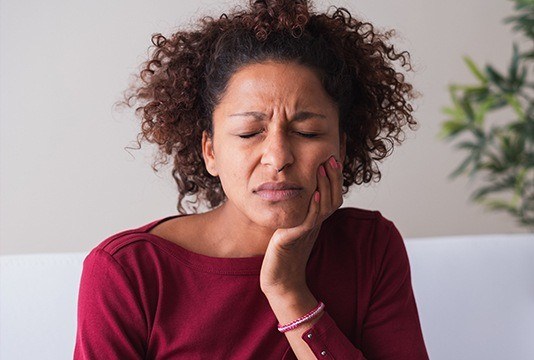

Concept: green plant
[[439, 0, 533, 229]]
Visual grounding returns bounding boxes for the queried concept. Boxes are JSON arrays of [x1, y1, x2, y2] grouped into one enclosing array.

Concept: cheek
[[305, 146, 336, 167], [217, 156, 252, 189], [299, 160, 323, 188], [304, 148, 338, 182]]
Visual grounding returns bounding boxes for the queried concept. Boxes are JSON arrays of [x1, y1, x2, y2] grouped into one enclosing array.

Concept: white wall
[[0, 0, 528, 255]]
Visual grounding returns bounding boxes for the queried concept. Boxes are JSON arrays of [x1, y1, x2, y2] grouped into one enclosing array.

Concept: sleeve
[[301, 311, 366, 359], [73, 249, 147, 359], [299, 221, 429, 360]]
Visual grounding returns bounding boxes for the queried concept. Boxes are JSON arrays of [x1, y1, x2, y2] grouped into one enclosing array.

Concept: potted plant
[[439, 0, 533, 229]]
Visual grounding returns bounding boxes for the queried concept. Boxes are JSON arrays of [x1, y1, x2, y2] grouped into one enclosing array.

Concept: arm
[[358, 221, 429, 359], [265, 222, 429, 360], [260, 156, 428, 358], [73, 249, 147, 359], [266, 288, 366, 359], [261, 156, 348, 359]]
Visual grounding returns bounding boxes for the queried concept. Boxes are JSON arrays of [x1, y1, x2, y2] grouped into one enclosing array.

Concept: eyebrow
[[229, 111, 326, 121]]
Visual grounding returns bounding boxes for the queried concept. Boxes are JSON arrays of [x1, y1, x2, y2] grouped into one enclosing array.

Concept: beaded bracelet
[[277, 301, 325, 333]]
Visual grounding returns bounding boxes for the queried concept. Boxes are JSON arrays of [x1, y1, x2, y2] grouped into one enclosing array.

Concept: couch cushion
[[0, 252, 86, 360], [1, 234, 533, 359], [405, 234, 534, 360]]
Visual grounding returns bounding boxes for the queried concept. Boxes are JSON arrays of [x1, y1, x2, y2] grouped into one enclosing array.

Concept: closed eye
[[297, 132, 319, 138], [238, 133, 259, 139], [238, 132, 319, 139]]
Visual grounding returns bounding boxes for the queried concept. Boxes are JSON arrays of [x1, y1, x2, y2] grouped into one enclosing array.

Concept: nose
[[260, 128, 294, 172]]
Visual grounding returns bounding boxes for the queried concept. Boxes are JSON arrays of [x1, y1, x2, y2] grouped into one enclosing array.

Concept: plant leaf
[[486, 65, 509, 92], [464, 56, 487, 83], [439, 119, 468, 139], [449, 153, 475, 179], [509, 43, 520, 84], [470, 175, 516, 201]]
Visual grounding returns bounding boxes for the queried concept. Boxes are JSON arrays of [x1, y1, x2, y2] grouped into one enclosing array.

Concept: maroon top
[[74, 207, 429, 359]]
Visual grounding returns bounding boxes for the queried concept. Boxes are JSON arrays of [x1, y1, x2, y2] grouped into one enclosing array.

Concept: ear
[[339, 131, 347, 164], [202, 130, 219, 177]]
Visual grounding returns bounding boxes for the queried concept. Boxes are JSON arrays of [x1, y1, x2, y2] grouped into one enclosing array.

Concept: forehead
[[218, 61, 335, 110]]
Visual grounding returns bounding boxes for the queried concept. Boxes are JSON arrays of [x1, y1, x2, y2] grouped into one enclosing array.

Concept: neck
[[206, 201, 275, 257]]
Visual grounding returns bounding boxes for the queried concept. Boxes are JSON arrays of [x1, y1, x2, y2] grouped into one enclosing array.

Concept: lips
[[253, 182, 303, 201], [254, 182, 303, 192]]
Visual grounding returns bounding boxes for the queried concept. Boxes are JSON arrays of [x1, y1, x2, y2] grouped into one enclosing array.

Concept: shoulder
[[322, 207, 405, 261], [329, 206, 382, 221], [90, 216, 175, 255], [326, 206, 397, 234], [336, 207, 408, 264], [321, 207, 409, 280], [83, 217, 179, 274]]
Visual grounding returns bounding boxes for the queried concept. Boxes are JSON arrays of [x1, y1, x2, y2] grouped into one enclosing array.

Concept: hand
[[259, 155, 344, 296]]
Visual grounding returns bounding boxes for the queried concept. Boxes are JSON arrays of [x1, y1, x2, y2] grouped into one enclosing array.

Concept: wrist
[[264, 287, 320, 328], [277, 301, 325, 333], [260, 280, 308, 299]]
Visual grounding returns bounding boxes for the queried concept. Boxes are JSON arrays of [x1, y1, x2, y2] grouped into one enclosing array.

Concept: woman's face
[[202, 60, 346, 229]]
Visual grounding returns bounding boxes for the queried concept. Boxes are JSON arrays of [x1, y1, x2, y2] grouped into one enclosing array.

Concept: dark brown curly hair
[[122, 0, 418, 214]]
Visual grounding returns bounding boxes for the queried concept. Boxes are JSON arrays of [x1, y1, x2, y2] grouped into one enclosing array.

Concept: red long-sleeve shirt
[[74, 207, 429, 359]]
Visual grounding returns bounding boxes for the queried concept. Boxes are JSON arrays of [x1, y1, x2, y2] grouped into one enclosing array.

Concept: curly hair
[[122, 0, 418, 214]]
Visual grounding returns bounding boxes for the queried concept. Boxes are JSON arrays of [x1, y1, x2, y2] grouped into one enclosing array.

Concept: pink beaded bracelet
[[277, 301, 325, 333]]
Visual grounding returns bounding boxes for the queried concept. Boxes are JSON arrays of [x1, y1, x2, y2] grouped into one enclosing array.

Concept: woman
[[74, 0, 429, 359]]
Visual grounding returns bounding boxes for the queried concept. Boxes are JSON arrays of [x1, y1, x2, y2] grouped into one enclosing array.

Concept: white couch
[[1, 233, 533, 360]]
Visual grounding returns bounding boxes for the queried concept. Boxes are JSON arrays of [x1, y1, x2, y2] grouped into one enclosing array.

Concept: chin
[[255, 203, 308, 229]]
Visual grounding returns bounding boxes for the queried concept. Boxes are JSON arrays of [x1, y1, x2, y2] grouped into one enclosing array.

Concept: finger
[[317, 164, 331, 222], [270, 189, 321, 252], [303, 189, 321, 231], [283, 189, 320, 241], [325, 155, 344, 210]]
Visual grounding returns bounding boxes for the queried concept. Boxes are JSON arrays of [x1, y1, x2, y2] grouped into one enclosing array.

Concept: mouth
[[254, 189, 303, 201], [253, 181, 304, 202]]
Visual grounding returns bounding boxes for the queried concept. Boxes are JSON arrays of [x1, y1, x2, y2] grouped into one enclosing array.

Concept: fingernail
[[319, 165, 326, 177], [314, 191, 320, 202], [329, 156, 337, 169]]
